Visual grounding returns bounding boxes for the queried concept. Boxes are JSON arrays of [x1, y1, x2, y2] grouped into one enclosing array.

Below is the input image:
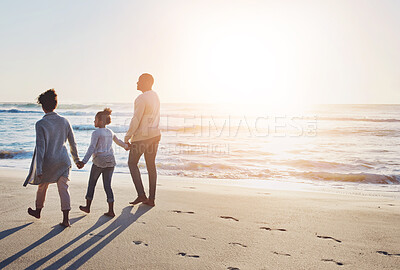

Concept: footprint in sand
[[272, 251, 291, 256], [219, 216, 239, 222], [133, 241, 148, 246], [177, 252, 200, 258], [227, 267, 240, 270], [257, 192, 271, 195], [167, 225, 181, 230], [260, 227, 287, 232], [321, 259, 344, 266], [317, 235, 342, 243], [172, 210, 195, 214], [377, 251, 400, 256], [89, 233, 105, 238], [183, 186, 197, 189], [229, 242, 247, 248], [191, 235, 206, 240]]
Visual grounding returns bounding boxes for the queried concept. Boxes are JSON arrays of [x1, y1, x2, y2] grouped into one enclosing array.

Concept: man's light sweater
[[125, 90, 161, 143]]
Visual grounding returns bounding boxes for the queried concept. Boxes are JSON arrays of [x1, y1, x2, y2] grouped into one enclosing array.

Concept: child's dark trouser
[[86, 164, 114, 202]]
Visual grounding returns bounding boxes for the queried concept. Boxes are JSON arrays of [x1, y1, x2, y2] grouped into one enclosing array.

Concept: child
[[78, 108, 128, 217]]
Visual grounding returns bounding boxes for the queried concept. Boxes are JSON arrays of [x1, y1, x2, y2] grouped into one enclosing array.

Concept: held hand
[[76, 161, 85, 169], [125, 143, 131, 151]]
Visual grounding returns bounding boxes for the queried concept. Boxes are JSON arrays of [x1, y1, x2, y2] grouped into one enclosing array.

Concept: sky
[[0, 0, 399, 105]]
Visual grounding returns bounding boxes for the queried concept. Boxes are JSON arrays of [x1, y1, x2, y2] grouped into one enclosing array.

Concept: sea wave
[[0, 109, 126, 117], [73, 124, 205, 133], [316, 116, 400, 123], [279, 159, 374, 171], [289, 171, 400, 184], [317, 129, 400, 137], [117, 160, 272, 179], [72, 125, 129, 133], [0, 103, 38, 109], [12, 102, 131, 110], [0, 109, 42, 114], [0, 150, 32, 159], [0, 108, 94, 116], [157, 161, 237, 171], [72, 125, 96, 131]]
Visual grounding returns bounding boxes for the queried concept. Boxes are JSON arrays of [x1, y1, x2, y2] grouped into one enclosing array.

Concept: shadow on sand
[[25, 215, 112, 269], [34, 205, 150, 270], [0, 222, 33, 241], [0, 216, 85, 269]]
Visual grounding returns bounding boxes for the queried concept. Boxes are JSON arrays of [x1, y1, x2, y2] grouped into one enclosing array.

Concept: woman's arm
[[67, 121, 79, 164], [82, 131, 99, 164], [35, 122, 45, 176]]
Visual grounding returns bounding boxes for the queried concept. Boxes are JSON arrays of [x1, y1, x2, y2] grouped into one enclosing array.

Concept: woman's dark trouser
[[85, 164, 115, 202], [128, 135, 161, 200]]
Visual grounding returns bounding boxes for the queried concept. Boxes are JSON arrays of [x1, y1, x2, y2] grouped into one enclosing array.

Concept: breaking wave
[[289, 171, 400, 184], [316, 116, 400, 123], [0, 150, 32, 159]]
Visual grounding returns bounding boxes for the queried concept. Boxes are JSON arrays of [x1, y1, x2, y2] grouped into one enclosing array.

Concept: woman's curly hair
[[37, 89, 57, 111]]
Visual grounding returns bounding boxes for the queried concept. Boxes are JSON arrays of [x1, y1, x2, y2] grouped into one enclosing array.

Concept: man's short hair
[[140, 73, 154, 87]]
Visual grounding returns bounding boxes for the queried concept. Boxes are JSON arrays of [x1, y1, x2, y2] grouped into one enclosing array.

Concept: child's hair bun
[[103, 108, 112, 115], [96, 107, 112, 125]]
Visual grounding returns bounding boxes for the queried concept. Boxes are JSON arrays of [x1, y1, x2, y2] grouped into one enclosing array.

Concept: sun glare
[[190, 23, 307, 110]]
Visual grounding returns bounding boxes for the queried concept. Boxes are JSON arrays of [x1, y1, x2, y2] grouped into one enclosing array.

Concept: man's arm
[[35, 122, 45, 176], [124, 98, 145, 143]]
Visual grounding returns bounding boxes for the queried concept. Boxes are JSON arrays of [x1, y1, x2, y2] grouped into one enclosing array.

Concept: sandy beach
[[0, 168, 399, 270]]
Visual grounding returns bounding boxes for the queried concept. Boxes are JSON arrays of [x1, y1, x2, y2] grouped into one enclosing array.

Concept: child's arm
[[82, 131, 99, 164], [113, 133, 129, 149]]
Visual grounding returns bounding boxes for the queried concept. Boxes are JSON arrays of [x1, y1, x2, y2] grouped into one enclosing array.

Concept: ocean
[[1, 102, 400, 186]]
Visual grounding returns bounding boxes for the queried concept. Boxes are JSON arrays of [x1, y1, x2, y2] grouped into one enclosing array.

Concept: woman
[[26, 89, 80, 227]]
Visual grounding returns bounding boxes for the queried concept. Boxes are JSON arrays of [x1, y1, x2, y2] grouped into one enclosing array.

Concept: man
[[125, 73, 161, 207]]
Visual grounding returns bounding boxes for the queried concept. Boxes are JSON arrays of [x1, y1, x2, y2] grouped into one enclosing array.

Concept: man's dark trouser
[[128, 135, 161, 200]]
